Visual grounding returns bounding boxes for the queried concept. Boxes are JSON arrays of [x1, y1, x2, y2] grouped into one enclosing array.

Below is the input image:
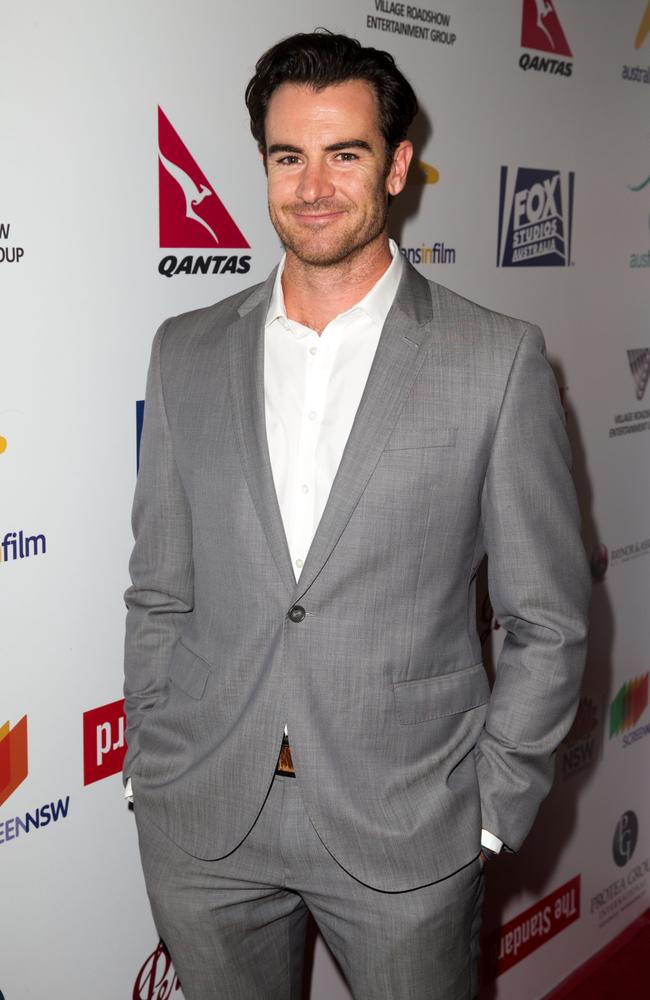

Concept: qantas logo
[[521, 0, 572, 56], [158, 107, 249, 250]]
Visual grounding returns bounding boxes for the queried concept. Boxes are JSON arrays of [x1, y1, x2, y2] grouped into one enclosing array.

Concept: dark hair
[[245, 30, 418, 157]]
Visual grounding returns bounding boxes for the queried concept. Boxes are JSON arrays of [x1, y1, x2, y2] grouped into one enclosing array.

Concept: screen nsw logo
[[497, 166, 574, 267]]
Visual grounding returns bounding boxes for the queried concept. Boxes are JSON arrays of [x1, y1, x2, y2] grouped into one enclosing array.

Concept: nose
[[295, 159, 335, 204]]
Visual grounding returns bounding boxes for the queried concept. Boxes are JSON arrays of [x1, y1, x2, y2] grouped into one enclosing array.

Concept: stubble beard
[[268, 194, 389, 269]]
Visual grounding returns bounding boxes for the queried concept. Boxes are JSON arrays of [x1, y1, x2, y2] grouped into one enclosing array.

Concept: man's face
[[263, 79, 411, 268]]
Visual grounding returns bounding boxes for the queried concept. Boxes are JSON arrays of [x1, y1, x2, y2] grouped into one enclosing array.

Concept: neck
[[281, 232, 392, 334]]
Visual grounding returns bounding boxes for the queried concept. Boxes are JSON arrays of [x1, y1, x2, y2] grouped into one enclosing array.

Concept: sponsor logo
[[136, 400, 145, 473], [610, 536, 650, 567], [366, 3, 457, 46], [624, 3, 650, 83], [497, 166, 574, 267], [613, 810, 639, 867], [519, 0, 573, 77], [0, 716, 28, 807], [609, 674, 649, 747], [560, 696, 600, 779], [591, 812, 649, 927], [407, 160, 440, 185], [0, 795, 71, 846], [0, 221, 25, 264], [83, 699, 127, 786], [0, 435, 7, 454], [133, 940, 182, 999], [158, 106, 251, 278], [0, 529, 47, 564], [482, 875, 580, 981], [627, 174, 650, 267], [609, 351, 650, 437], [590, 543, 609, 582], [400, 242, 456, 265]]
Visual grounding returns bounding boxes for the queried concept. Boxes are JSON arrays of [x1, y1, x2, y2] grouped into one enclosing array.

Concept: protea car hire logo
[[519, 0, 573, 77], [497, 166, 574, 267], [157, 106, 251, 278]]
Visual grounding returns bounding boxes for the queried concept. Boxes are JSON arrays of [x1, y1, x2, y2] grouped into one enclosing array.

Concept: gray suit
[[124, 260, 590, 899]]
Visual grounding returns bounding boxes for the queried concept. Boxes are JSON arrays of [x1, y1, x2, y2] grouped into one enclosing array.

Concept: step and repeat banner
[[1, 1, 649, 997]]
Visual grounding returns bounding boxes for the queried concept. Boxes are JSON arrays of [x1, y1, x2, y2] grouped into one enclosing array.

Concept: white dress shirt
[[127, 240, 502, 855]]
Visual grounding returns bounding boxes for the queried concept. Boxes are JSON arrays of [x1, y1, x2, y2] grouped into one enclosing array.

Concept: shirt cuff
[[124, 777, 133, 801], [480, 829, 503, 854]]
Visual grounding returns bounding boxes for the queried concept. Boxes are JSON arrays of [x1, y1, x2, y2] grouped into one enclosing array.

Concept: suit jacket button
[[288, 605, 306, 623]]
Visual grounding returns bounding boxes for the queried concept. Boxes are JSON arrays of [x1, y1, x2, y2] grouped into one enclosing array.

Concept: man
[[124, 31, 590, 1000]]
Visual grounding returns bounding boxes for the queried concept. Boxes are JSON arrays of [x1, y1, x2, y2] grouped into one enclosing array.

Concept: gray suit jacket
[[124, 260, 590, 891]]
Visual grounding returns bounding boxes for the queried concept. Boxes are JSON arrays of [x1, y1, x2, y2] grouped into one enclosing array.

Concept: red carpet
[[545, 909, 650, 999]]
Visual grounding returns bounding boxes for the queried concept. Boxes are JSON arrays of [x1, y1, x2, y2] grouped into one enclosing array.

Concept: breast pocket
[[383, 426, 457, 451]]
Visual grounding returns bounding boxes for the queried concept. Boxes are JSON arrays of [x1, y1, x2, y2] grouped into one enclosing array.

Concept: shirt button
[[308, 411, 317, 421], [288, 605, 306, 623], [301, 484, 309, 494], [309, 347, 317, 356], [295, 558, 304, 569]]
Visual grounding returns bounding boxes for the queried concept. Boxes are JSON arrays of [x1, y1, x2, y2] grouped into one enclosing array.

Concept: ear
[[386, 140, 414, 197]]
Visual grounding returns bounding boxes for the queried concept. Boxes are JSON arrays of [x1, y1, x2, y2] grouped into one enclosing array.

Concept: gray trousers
[[135, 774, 485, 1000]]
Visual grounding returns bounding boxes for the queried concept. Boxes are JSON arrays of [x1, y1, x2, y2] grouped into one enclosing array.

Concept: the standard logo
[[83, 699, 127, 786], [623, 2, 650, 84], [609, 673, 649, 748], [133, 940, 182, 999], [519, 0, 573, 77], [366, 3, 457, 47], [559, 696, 600, 779], [591, 811, 649, 928], [497, 166, 574, 267], [481, 875, 580, 982], [0, 715, 71, 847], [608, 349, 650, 438], [0, 716, 28, 807], [158, 106, 251, 278]]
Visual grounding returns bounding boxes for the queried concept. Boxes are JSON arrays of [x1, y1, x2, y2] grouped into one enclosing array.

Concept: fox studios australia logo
[[158, 106, 251, 279], [497, 166, 574, 267], [519, 0, 573, 77]]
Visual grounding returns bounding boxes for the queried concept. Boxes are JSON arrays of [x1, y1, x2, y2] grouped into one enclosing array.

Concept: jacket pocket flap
[[169, 639, 211, 700], [394, 662, 489, 724], [384, 426, 457, 451]]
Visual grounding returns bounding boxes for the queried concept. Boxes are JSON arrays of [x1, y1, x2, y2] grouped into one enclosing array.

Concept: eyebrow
[[267, 139, 373, 156]]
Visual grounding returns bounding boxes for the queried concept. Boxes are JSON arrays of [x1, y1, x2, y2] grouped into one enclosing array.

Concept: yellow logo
[[0, 436, 7, 454], [635, 2, 650, 49], [407, 160, 440, 185]]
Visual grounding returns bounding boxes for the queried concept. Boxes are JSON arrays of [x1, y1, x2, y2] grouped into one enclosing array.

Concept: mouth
[[289, 209, 347, 226]]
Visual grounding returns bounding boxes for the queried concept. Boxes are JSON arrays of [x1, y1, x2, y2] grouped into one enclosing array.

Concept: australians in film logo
[[623, 2, 650, 84], [401, 160, 457, 267], [497, 166, 574, 267], [83, 699, 127, 786], [609, 674, 649, 748], [0, 715, 71, 847], [519, 0, 573, 77], [158, 106, 251, 279], [608, 349, 650, 438], [591, 810, 649, 928]]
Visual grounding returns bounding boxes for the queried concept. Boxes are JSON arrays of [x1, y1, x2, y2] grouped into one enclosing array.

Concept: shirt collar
[[265, 239, 403, 333]]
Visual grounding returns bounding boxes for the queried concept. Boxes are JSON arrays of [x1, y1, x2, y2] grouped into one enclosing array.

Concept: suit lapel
[[228, 271, 297, 595], [292, 261, 436, 602]]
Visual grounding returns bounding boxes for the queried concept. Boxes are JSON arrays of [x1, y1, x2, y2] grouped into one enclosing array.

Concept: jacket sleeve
[[122, 321, 194, 779], [475, 324, 591, 851]]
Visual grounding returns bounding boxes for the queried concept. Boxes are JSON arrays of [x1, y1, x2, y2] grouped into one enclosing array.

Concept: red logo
[[83, 699, 127, 786], [0, 715, 28, 806], [482, 875, 580, 981], [158, 106, 249, 250], [521, 0, 572, 57], [133, 940, 182, 999]]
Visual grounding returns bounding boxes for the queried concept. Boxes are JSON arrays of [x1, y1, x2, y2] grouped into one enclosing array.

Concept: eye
[[276, 155, 301, 166], [335, 152, 359, 162]]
